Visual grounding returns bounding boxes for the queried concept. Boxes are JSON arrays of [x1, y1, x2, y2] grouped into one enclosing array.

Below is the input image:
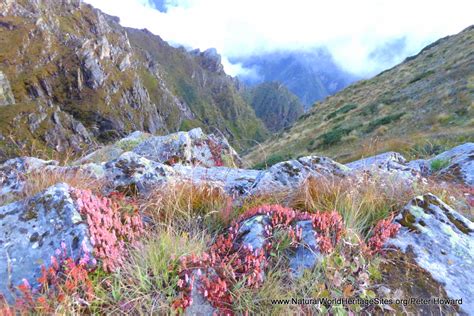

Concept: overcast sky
[[85, 0, 474, 77]]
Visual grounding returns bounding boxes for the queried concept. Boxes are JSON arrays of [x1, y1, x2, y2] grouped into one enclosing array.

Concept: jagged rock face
[[388, 194, 474, 314], [0, 183, 94, 303], [0, 71, 15, 106], [0, 0, 268, 161], [190, 48, 224, 74]]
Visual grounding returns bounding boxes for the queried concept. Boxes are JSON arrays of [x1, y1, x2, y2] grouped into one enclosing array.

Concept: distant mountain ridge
[[243, 82, 304, 132], [244, 25, 474, 166], [233, 50, 358, 109]]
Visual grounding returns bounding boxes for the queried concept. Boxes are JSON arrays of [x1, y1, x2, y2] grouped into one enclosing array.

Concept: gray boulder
[[429, 143, 474, 186], [103, 152, 176, 193], [0, 157, 58, 202], [388, 193, 474, 315], [290, 220, 323, 277], [0, 183, 94, 303], [346, 152, 422, 183], [174, 165, 261, 196], [252, 156, 349, 194], [133, 128, 242, 168]]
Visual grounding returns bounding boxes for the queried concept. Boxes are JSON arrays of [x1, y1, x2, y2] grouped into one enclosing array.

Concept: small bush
[[252, 153, 292, 170], [364, 112, 405, 133], [319, 124, 360, 147], [326, 103, 357, 120], [73, 189, 144, 272]]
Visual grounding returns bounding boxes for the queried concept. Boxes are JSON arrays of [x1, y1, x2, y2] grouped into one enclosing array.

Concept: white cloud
[[85, 0, 474, 76]]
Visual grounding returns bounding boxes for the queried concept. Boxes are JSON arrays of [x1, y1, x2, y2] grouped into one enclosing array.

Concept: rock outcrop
[[428, 143, 474, 186], [0, 128, 473, 313], [0, 184, 94, 302], [0, 71, 14, 106], [388, 194, 474, 314]]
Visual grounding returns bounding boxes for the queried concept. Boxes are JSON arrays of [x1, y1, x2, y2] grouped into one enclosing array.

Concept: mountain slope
[[243, 82, 304, 132], [244, 26, 474, 166], [234, 50, 357, 109], [0, 0, 268, 161]]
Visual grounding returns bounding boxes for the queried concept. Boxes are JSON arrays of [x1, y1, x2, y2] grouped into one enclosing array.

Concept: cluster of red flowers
[[73, 189, 143, 272], [1, 242, 94, 315], [238, 204, 344, 253], [173, 204, 345, 314], [365, 217, 400, 256]]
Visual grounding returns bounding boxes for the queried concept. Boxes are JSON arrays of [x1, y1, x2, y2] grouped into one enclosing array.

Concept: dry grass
[[0, 168, 104, 206], [140, 181, 233, 229], [287, 174, 472, 236]]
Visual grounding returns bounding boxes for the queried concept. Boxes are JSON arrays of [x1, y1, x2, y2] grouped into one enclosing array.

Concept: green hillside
[[245, 25, 474, 167]]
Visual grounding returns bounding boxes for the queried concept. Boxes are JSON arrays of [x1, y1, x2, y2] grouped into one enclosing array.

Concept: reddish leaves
[[73, 189, 143, 272], [1, 243, 95, 314], [365, 217, 400, 256], [174, 204, 345, 314]]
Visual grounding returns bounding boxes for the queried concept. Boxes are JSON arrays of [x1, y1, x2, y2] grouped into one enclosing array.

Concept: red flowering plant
[[73, 189, 144, 272], [173, 204, 345, 314], [364, 216, 400, 256], [0, 241, 96, 315]]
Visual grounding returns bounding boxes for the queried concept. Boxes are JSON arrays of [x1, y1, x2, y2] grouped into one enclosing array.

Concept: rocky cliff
[[243, 82, 304, 132], [0, 0, 268, 161]]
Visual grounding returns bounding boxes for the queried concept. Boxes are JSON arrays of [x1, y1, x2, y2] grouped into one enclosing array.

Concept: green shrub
[[326, 103, 357, 120], [320, 127, 351, 147], [408, 70, 435, 84], [253, 153, 293, 170], [364, 112, 405, 133]]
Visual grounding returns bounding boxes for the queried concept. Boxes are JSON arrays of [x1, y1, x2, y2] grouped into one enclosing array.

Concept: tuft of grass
[[91, 227, 211, 314], [0, 169, 104, 206], [430, 158, 451, 172], [287, 174, 472, 235], [140, 181, 233, 230]]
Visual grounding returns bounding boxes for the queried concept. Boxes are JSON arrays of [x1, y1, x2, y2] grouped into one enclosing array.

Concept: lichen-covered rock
[[347, 152, 422, 183], [103, 152, 176, 193], [0, 71, 15, 106], [133, 128, 242, 168], [388, 194, 474, 314], [0, 157, 58, 200], [174, 165, 261, 196], [290, 220, 322, 277], [75, 131, 152, 165], [252, 156, 349, 193], [0, 183, 94, 303], [429, 143, 474, 186]]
